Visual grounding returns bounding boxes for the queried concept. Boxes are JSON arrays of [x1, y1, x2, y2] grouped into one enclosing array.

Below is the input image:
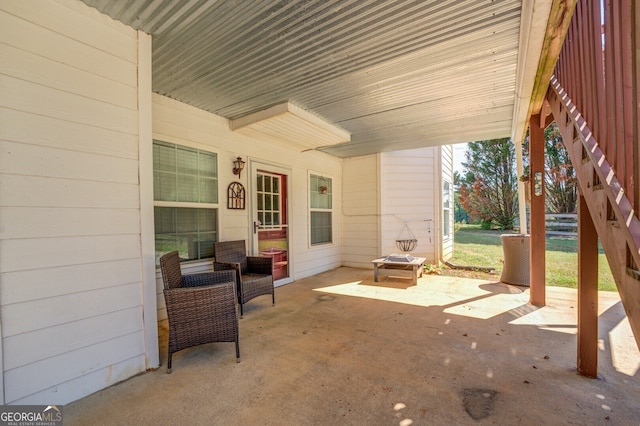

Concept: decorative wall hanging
[[227, 182, 245, 209]]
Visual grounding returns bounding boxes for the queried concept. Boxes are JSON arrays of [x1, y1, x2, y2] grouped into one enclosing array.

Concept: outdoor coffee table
[[371, 254, 426, 285]]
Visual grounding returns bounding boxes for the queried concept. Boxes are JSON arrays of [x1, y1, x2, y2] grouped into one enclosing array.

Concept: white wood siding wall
[[341, 155, 380, 268], [380, 149, 438, 264], [440, 145, 455, 260], [0, 0, 147, 404], [152, 95, 343, 320], [341, 148, 450, 267]]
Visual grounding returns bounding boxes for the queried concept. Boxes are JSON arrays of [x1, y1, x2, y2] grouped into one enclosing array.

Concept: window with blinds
[[309, 174, 332, 245], [153, 141, 218, 203], [153, 141, 218, 263]]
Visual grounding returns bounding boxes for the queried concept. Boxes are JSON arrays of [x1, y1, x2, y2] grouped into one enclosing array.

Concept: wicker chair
[[213, 240, 275, 317], [159, 251, 240, 373]]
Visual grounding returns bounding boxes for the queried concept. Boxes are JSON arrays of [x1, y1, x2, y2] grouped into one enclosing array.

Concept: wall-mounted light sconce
[[232, 156, 245, 179]]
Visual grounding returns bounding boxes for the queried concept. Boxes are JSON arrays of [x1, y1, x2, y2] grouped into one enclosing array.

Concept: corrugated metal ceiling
[[82, 0, 527, 158]]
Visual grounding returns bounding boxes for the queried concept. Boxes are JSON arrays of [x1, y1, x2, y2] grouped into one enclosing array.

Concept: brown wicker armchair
[[213, 240, 275, 317], [159, 251, 240, 373]]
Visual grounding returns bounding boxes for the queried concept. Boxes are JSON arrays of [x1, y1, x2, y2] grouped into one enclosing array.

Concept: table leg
[[374, 264, 379, 282]]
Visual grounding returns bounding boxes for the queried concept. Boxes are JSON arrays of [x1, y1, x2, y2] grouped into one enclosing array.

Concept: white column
[[138, 31, 159, 369]]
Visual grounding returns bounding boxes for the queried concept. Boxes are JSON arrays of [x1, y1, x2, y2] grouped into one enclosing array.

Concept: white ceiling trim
[[510, 0, 554, 145], [229, 102, 351, 151]]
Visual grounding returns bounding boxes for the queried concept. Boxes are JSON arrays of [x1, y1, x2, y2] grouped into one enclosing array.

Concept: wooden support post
[[577, 193, 599, 377], [529, 115, 546, 306]]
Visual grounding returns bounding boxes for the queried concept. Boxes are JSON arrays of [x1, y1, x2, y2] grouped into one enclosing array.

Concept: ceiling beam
[[527, 0, 577, 122], [511, 0, 576, 146]]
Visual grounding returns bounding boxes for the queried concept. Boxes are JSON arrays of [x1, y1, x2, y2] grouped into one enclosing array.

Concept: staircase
[[543, 0, 640, 350], [546, 77, 640, 350]]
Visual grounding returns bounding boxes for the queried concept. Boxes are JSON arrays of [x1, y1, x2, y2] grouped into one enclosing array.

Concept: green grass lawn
[[447, 223, 617, 291]]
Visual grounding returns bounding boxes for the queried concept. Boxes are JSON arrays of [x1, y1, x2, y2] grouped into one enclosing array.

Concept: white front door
[[250, 162, 292, 286]]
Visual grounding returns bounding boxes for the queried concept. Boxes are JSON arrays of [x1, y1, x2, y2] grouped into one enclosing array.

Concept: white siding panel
[[342, 155, 379, 267], [222, 212, 252, 241], [294, 253, 342, 279], [342, 220, 378, 233], [0, 10, 137, 84], [4, 307, 143, 370], [0, 207, 140, 239], [0, 109, 139, 159], [156, 293, 167, 321], [342, 236, 377, 248], [153, 102, 223, 141], [0, 175, 140, 209], [11, 355, 146, 406], [2, 282, 142, 337], [441, 145, 454, 175], [343, 194, 377, 216], [0, 75, 138, 133], [0, 43, 137, 108], [152, 99, 229, 149], [380, 148, 438, 263], [151, 120, 191, 145], [4, 332, 144, 404], [0, 234, 141, 274], [0, 141, 139, 184], [340, 251, 377, 264], [441, 145, 454, 260], [0, 0, 137, 62], [382, 180, 434, 192], [0, 0, 146, 406], [0, 259, 141, 305]]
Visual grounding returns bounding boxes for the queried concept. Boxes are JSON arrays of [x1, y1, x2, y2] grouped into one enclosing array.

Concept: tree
[[544, 123, 577, 213], [453, 171, 470, 223], [522, 123, 578, 213], [458, 138, 518, 230]]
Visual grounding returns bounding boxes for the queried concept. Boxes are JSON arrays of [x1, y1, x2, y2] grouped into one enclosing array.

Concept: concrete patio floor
[[65, 267, 640, 425]]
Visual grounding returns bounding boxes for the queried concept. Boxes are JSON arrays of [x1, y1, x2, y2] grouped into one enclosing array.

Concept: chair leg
[[235, 339, 241, 363], [239, 302, 244, 318], [167, 352, 172, 374], [272, 291, 275, 306]]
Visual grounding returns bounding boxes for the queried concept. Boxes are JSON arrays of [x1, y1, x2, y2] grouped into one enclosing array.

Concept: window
[[309, 174, 332, 245], [153, 141, 218, 263], [442, 180, 452, 239], [257, 173, 281, 228]]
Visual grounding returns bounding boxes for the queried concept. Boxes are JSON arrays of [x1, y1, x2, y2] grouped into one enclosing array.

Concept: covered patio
[[2, 0, 640, 412], [65, 268, 639, 424]]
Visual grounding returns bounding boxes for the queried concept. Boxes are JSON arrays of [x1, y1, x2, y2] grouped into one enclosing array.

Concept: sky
[[452, 142, 468, 174]]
